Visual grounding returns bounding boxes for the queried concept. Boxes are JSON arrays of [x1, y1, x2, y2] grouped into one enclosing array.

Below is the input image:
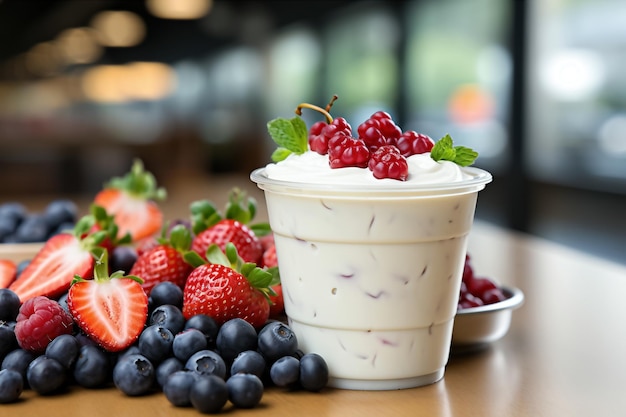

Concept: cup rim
[[250, 166, 492, 196]]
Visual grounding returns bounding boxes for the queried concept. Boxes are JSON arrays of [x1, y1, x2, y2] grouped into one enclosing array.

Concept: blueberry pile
[[0, 200, 78, 244], [0, 284, 329, 412]]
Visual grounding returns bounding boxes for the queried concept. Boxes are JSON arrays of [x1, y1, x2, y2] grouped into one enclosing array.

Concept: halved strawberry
[[0, 259, 17, 288], [8, 217, 104, 302], [129, 224, 194, 296], [84, 204, 132, 253], [93, 159, 166, 243], [190, 189, 270, 264], [68, 248, 148, 352], [182, 243, 275, 328]]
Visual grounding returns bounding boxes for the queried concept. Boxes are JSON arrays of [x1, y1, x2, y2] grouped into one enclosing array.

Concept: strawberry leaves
[[430, 134, 478, 167], [267, 116, 308, 162]]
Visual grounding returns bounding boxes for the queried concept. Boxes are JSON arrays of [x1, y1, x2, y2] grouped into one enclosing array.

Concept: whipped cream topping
[[263, 151, 473, 186]]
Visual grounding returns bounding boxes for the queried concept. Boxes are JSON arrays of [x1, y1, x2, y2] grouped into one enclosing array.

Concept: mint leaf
[[271, 147, 292, 162], [267, 117, 308, 162], [430, 134, 456, 162], [453, 146, 478, 166], [431, 134, 478, 166]]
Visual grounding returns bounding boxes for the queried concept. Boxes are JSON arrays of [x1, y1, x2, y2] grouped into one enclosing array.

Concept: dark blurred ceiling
[[0, 0, 362, 70]]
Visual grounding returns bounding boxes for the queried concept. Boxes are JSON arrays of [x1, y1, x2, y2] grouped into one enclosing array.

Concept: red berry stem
[[294, 101, 335, 124]]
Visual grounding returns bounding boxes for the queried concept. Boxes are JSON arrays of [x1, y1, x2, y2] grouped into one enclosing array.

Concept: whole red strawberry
[[14, 296, 74, 354], [68, 248, 148, 352], [129, 224, 194, 296], [190, 188, 269, 265], [93, 159, 166, 242], [182, 243, 275, 328]]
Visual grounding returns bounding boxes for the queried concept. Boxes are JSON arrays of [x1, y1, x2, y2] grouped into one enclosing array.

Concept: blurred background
[[0, 0, 624, 265]]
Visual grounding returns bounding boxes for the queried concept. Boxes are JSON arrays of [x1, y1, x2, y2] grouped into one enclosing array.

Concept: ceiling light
[[146, 0, 213, 20], [90, 10, 146, 47]]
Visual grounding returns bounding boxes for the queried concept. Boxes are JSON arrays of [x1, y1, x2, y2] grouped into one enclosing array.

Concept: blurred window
[[404, 0, 513, 173], [526, 0, 626, 193], [323, 2, 401, 125]]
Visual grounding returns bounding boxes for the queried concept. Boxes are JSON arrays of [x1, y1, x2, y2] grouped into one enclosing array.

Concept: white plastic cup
[[250, 166, 492, 390]]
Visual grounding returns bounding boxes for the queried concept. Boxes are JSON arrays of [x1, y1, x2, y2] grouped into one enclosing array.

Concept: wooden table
[[4, 173, 626, 417]]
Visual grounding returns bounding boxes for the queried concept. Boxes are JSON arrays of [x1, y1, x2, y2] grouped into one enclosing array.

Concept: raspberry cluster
[[307, 111, 435, 181]]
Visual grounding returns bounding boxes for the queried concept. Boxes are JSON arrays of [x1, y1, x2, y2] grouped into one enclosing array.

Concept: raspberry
[[368, 145, 409, 181], [395, 130, 435, 157], [14, 296, 74, 354], [357, 113, 402, 151], [327, 135, 370, 169], [308, 117, 352, 155]]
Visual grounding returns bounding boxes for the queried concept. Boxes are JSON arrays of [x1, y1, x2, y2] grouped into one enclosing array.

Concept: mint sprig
[[430, 134, 478, 167], [267, 116, 308, 162]]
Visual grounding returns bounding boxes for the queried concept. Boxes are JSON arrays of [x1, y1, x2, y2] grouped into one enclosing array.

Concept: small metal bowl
[[452, 286, 524, 352], [0, 242, 43, 264]]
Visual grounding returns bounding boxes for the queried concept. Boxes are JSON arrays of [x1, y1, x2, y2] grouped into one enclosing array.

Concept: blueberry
[[270, 356, 300, 387], [149, 282, 183, 309], [0, 322, 18, 359], [184, 314, 219, 349], [257, 321, 298, 364], [0, 202, 27, 225], [45, 334, 79, 369], [216, 318, 258, 363], [112, 353, 155, 396], [0, 289, 20, 322], [173, 328, 207, 362], [138, 325, 173, 364], [156, 357, 184, 388], [299, 353, 329, 392], [189, 374, 228, 414], [0, 369, 23, 403], [0, 218, 15, 242], [227, 372, 264, 408], [27, 356, 66, 395], [14, 214, 49, 243], [51, 221, 75, 237], [1, 348, 35, 382], [15, 260, 30, 277], [43, 199, 77, 231], [110, 245, 138, 274], [185, 349, 226, 379], [57, 292, 70, 315], [150, 304, 185, 335], [73, 345, 111, 388], [230, 350, 266, 379], [163, 370, 196, 407]]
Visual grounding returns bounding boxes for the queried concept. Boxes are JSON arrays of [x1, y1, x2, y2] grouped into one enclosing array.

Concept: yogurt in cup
[[251, 105, 491, 390]]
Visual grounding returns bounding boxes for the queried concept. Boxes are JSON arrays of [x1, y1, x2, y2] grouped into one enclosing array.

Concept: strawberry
[[269, 283, 284, 318], [93, 159, 166, 243], [84, 204, 132, 253], [262, 243, 278, 268], [0, 259, 17, 288], [129, 224, 194, 296], [190, 188, 270, 264], [8, 217, 105, 302], [182, 243, 276, 328], [68, 248, 148, 352]]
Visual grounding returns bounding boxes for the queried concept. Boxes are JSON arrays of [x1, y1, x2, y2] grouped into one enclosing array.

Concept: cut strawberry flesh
[[9, 234, 94, 302], [95, 189, 163, 242], [0, 259, 17, 288], [69, 278, 147, 352]]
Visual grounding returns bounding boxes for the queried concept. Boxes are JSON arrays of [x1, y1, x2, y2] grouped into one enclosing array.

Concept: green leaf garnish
[[267, 117, 308, 162], [430, 134, 478, 167]]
